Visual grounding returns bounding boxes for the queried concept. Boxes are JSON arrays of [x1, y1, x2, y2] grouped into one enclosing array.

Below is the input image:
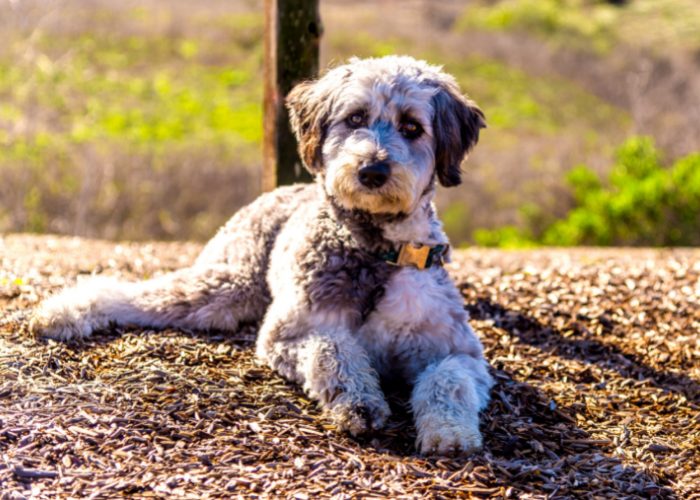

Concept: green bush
[[475, 137, 700, 247]]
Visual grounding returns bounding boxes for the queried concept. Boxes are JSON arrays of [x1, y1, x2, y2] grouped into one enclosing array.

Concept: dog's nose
[[358, 162, 390, 189]]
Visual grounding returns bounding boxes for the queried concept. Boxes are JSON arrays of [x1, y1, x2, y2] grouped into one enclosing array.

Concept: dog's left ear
[[286, 80, 331, 174], [431, 79, 486, 187]]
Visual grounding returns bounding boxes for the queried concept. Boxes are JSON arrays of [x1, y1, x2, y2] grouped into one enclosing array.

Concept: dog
[[30, 55, 493, 456]]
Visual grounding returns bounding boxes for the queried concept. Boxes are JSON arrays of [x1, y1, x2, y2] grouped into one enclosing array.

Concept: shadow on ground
[[1, 316, 677, 498], [467, 297, 699, 403]]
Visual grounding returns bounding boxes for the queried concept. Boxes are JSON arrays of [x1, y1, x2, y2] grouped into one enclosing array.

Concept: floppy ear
[[285, 80, 331, 173], [431, 80, 486, 187]]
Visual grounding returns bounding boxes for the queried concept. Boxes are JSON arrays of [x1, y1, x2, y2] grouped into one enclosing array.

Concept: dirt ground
[[1, 234, 698, 499]]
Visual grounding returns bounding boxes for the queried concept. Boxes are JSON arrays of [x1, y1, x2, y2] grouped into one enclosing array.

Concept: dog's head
[[286, 56, 485, 215]]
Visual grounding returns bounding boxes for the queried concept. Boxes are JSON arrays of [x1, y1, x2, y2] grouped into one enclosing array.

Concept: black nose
[[358, 162, 390, 189]]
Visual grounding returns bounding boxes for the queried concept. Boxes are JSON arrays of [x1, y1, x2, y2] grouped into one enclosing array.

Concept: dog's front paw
[[416, 418, 482, 456], [329, 392, 391, 436]]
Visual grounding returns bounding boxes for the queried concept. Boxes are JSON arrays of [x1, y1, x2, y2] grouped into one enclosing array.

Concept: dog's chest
[[358, 266, 470, 377], [369, 266, 462, 330]]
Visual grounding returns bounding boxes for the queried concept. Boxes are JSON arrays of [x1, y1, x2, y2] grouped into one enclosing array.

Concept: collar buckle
[[383, 243, 448, 270], [396, 243, 432, 270]]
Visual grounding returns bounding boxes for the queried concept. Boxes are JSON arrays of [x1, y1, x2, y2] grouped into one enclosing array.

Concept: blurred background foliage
[[1, 0, 699, 245], [475, 137, 700, 246]]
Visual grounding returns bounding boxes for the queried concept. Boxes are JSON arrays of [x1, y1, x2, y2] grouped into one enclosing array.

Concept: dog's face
[[286, 56, 485, 215]]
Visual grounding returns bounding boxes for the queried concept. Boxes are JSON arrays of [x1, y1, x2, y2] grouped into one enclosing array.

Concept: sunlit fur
[[30, 56, 492, 457]]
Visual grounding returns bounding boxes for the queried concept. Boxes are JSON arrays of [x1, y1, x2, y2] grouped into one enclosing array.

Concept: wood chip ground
[[1, 235, 698, 498]]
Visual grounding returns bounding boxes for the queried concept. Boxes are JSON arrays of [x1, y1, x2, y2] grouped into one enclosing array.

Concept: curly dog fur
[[31, 56, 493, 455]]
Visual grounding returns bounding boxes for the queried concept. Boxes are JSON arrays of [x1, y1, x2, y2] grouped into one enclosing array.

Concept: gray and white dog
[[30, 56, 493, 455]]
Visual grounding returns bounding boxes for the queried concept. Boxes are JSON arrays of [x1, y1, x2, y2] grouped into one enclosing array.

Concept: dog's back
[[192, 182, 320, 320], [196, 183, 317, 268]]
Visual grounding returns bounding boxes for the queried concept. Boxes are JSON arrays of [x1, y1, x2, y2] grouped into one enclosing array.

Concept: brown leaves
[[1, 236, 698, 498]]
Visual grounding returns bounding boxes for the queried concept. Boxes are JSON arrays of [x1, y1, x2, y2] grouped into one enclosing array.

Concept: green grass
[[0, 28, 264, 153], [0, 4, 265, 239], [457, 0, 617, 53], [456, 0, 700, 53]]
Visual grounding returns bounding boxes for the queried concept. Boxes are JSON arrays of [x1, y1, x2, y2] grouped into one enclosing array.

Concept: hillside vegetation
[[1, 0, 698, 244]]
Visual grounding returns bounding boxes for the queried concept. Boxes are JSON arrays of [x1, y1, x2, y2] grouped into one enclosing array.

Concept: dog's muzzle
[[358, 162, 390, 189]]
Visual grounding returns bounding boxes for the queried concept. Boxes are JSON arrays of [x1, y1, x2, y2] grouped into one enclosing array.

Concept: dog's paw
[[416, 419, 482, 456], [29, 296, 97, 341], [329, 393, 391, 436]]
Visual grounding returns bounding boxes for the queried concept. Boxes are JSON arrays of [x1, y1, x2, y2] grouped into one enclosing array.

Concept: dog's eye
[[346, 111, 366, 129], [399, 119, 423, 140]]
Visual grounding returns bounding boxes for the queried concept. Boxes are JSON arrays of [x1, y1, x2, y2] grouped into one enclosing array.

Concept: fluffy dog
[[30, 55, 493, 455]]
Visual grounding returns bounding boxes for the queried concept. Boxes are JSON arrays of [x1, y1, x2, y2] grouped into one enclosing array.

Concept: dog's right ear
[[286, 80, 331, 173]]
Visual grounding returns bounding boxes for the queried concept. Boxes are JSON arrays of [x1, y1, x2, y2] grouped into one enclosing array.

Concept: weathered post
[[263, 0, 321, 191]]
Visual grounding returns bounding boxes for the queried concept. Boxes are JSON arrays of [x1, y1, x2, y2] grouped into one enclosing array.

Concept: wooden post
[[263, 0, 321, 191]]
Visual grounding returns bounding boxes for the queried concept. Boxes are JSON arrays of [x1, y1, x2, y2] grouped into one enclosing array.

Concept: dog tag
[[396, 244, 431, 269]]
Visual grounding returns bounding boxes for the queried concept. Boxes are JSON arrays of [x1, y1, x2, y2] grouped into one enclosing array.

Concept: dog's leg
[[256, 305, 391, 436], [411, 353, 492, 456], [30, 264, 267, 341]]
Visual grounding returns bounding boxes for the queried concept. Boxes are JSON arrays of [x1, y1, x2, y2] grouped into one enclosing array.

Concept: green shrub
[[476, 136, 700, 246]]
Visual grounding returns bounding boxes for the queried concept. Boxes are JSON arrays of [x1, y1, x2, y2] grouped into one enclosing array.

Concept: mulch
[[1, 234, 698, 499]]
